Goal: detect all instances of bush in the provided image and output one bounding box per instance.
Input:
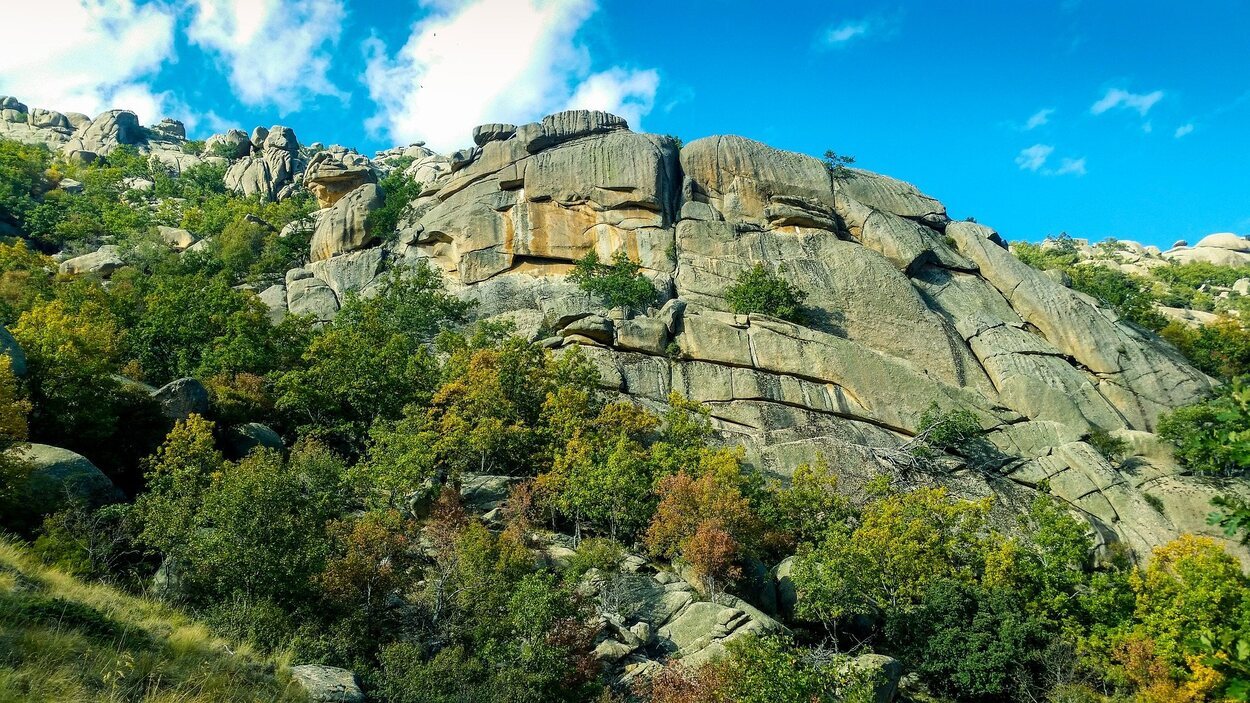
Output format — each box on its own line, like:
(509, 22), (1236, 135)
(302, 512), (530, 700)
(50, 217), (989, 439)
(1159, 316), (1250, 380)
(1087, 428), (1129, 464)
(917, 404), (983, 454)
(1067, 264), (1166, 331)
(724, 264), (807, 323)
(1157, 378), (1250, 476)
(568, 250), (657, 312)
(366, 170), (422, 240)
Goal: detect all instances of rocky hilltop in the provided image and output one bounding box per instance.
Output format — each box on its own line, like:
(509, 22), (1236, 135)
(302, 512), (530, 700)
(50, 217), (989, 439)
(3, 95), (1246, 566)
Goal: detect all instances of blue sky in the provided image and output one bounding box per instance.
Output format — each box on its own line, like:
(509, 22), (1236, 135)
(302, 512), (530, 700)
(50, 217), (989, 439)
(2, 1), (1248, 247)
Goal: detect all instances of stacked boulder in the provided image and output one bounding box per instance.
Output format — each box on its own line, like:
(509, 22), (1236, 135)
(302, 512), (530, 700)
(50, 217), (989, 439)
(223, 125), (305, 201)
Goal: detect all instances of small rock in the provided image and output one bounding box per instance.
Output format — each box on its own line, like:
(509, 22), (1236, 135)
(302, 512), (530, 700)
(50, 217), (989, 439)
(288, 665), (364, 703)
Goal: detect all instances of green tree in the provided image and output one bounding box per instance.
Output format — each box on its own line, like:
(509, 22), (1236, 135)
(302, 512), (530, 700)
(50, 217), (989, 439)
(568, 250), (657, 312)
(273, 263), (472, 453)
(12, 298), (123, 446)
(724, 264), (807, 323)
(0, 138), (51, 229)
(792, 486), (993, 623)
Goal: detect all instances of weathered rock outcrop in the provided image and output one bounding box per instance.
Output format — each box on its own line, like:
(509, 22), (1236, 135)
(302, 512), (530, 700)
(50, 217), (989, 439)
(302, 108), (1237, 564)
(224, 125), (304, 200)
(304, 146), (376, 208)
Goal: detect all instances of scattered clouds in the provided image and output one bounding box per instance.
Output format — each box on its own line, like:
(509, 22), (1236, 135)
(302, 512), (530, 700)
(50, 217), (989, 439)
(1091, 87), (1164, 116)
(1015, 144), (1054, 172)
(0, 0), (177, 124)
(186, 0), (347, 114)
(1174, 123), (1194, 138)
(1024, 108), (1055, 130)
(363, 0), (660, 152)
(1054, 157), (1087, 176)
(819, 11), (904, 49)
(1015, 144), (1086, 176)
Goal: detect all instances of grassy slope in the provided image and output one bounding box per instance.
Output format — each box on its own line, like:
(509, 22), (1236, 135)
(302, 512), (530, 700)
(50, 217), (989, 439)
(0, 539), (306, 703)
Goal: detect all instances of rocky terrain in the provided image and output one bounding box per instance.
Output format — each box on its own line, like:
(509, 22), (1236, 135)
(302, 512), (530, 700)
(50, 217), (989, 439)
(5, 94), (1248, 562)
(3, 94), (1249, 699)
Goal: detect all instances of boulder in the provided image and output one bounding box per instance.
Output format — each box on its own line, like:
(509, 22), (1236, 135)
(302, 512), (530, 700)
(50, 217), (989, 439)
(304, 146), (377, 208)
(309, 183), (383, 262)
(19, 444), (123, 516)
(61, 110), (144, 155)
(560, 314), (615, 344)
(150, 118), (185, 140)
(460, 475), (521, 512)
(850, 653), (903, 703)
(225, 423), (284, 459)
(205, 129), (250, 159)
(59, 245), (124, 276)
(157, 226), (197, 252)
(152, 378), (210, 421)
(1195, 232), (1250, 252)
(287, 276), (340, 321)
(472, 122), (517, 146)
(525, 110), (629, 152)
(257, 284), (288, 323)
(288, 665), (364, 703)
(308, 244), (386, 300)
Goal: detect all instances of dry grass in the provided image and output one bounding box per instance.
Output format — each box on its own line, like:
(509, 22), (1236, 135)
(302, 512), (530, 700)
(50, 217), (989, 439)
(0, 538), (307, 702)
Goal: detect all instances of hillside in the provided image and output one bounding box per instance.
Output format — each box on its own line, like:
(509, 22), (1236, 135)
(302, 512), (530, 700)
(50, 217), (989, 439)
(1, 96), (1249, 702)
(0, 538), (307, 702)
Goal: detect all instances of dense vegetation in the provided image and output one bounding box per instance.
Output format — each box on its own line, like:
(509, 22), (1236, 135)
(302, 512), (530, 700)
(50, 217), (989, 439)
(0, 136), (1248, 702)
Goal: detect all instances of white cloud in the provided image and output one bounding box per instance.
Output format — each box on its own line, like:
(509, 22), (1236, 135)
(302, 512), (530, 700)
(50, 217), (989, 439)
(186, 0), (347, 113)
(825, 21), (870, 44)
(1024, 108), (1054, 130)
(1091, 88), (1164, 116)
(564, 68), (659, 131)
(820, 12), (903, 48)
(1015, 144), (1054, 172)
(1174, 123), (1194, 138)
(1016, 144), (1085, 176)
(1054, 157), (1087, 176)
(0, 0), (177, 123)
(363, 0), (660, 152)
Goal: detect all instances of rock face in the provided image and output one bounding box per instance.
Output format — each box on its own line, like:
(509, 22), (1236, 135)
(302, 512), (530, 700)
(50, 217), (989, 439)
(304, 146), (376, 208)
(312, 108), (1236, 565)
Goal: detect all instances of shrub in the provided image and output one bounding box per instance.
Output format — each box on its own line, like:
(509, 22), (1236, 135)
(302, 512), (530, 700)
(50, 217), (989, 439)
(1157, 378), (1250, 476)
(724, 264), (807, 323)
(1067, 264), (1166, 331)
(568, 250), (657, 312)
(917, 404), (983, 455)
(366, 170), (422, 240)
(1087, 428), (1129, 464)
(1159, 316), (1250, 380)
